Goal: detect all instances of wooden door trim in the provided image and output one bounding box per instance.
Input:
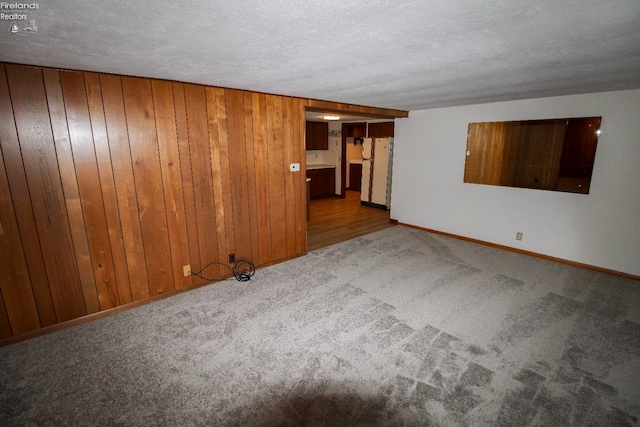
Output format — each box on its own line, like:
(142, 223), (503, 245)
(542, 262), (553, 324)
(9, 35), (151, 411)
(341, 122), (367, 198)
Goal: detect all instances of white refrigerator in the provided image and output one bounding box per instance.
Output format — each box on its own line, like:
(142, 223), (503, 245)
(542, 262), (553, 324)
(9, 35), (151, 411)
(361, 137), (393, 209)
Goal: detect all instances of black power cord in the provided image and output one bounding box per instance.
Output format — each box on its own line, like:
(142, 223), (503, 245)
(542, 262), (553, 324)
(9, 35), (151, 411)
(188, 259), (255, 282)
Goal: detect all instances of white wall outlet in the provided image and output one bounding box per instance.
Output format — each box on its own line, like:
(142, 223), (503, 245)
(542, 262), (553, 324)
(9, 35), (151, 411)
(289, 163), (300, 172)
(183, 264), (191, 276)
(516, 232), (523, 241)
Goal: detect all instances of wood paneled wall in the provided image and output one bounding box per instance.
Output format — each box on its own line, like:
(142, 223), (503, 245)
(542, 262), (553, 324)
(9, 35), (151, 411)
(464, 120), (567, 190)
(0, 63), (407, 340)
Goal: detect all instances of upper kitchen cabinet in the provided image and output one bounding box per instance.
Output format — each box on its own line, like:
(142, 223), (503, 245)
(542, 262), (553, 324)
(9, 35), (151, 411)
(344, 123), (366, 138)
(305, 121), (329, 150)
(367, 121), (394, 138)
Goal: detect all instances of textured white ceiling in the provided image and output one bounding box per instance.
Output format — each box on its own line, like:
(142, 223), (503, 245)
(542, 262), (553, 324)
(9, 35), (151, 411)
(1, 0), (639, 111)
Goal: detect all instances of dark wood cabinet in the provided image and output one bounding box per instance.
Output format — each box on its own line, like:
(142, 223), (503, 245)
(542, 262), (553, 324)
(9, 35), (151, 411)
(306, 168), (335, 199)
(367, 121), (394, 138)
(305, 121), (328, 150)
(349, 163), (362, 191)
(345, 123), (366, 138)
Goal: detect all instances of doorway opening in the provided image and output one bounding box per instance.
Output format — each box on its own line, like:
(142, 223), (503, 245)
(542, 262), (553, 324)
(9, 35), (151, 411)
(304, 113), (396, 251)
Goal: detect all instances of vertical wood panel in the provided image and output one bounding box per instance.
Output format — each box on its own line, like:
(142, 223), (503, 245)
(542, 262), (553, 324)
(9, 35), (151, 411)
(293, 98), (307, 254)
(213, 88), (235, 270)
(60, 71), (119, 310)
(0, 291), (13, 339)
(205, 87), (230, 275)
(500, 122), (520, 186)
(225, 89), (253, 260)
(6, 64), (87, 321)
(0, 65), (56, 326)
(464, 122), (505, 185)
(282, 97), (296, 257)
(266, 95), (287, 261)
(515, 120), (565, 190)
(152, 81), (191, 289)
(43, 69), (101, 315)
(121, 77), (174, 295)
(0, 139), (41, 334)
(85, 73), (133, 304)
(100, 74), (150, 301)
(251, 93), (272, 264)
(173, 83), (201, 284)
(183, 84), (220, 276)
(242, 92), (261, 263)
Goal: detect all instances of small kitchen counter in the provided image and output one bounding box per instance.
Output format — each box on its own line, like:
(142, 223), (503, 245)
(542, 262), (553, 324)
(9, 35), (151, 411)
(306, 164), (336, 170)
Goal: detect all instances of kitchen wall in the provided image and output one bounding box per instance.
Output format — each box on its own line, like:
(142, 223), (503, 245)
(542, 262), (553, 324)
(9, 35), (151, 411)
(392, 89), (640, 277)
(0, 62), (407, 340)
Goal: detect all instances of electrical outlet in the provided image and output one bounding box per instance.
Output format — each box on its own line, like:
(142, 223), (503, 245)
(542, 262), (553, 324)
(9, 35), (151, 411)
(516, 232), (523, 241)
(183, 264), (191, 277)
(228, 253), (236, 264)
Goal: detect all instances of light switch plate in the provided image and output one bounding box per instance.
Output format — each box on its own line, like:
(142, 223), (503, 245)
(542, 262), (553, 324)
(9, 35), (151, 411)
(290, 163), (300, 172)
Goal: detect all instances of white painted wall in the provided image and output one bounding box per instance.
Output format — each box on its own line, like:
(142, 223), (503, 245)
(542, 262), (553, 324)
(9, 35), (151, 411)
(391, 90), (640, 276)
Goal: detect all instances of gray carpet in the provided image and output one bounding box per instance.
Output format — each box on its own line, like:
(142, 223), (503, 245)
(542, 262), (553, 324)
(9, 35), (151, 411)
(1, 226), (639, 426)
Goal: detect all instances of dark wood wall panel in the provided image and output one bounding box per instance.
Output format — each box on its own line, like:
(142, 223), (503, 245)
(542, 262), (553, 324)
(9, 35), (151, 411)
(251, 93), (272, 265)
(294, 99), (309, 255)
(44, 69), (101, 316)
(242, 92), (261, 264)
(211, 88), (234, 275)
(152, 81), (191, 290)
(266, 95), (287, 261)
(0, 291), (12, 339)
(0, 66), (56, 328)
(121, 77), (174, 296)
(225, 89), (253, 261)
(6, 65), (87, 322)
(172, 83), (200, 287)
(0, 140), (40, 335)
(0, 62), (407, 340)
(86, 73), (133, 304)
(185, 84), (221, 277)
(100, 74), (151, 302)
(60, 71), (120, 311)
(282, 98), (297, 258)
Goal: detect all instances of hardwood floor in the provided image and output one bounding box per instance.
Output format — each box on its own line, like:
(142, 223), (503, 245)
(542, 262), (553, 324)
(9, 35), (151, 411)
(307, 190), (395, 251)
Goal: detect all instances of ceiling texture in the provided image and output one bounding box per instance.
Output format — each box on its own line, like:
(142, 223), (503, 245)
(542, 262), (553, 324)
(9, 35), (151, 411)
(1, 0), (639, 111)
